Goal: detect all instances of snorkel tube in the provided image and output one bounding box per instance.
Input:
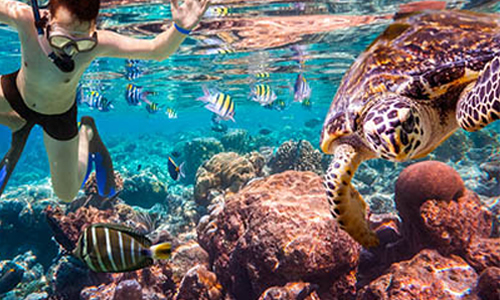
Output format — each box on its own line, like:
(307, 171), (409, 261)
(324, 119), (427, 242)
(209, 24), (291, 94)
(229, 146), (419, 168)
(30, 0), (75, 73)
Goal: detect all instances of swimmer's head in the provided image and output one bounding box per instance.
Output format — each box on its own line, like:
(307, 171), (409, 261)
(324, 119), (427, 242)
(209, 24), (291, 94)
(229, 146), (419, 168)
(49, 0), (100, 34)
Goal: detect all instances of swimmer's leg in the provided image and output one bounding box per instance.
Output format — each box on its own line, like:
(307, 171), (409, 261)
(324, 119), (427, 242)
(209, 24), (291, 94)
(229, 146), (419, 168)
(44, 116), (116, 202)
(44, 127), (90, 202)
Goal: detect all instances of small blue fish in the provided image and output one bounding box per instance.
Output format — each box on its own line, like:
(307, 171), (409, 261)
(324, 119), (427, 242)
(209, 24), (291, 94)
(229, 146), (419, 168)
(250, 84), (277, 106)
(167, 157), (185, 181)
(197, 86), (235, 122)
(293, 74), (312, 103)
(146, 102), (161, 114)
(125, 59), (144, 80)
(126, 84), (150, 106)
(265, 98), (288, 111)
(81, 91), (114, 112)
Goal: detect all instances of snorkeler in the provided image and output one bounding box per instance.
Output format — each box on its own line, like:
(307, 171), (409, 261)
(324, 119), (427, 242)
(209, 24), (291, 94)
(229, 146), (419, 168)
(0, 0), (210, 201)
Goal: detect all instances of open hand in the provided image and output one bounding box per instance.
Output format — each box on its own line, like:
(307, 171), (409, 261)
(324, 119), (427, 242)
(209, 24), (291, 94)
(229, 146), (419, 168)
(171, 0), (210, 31)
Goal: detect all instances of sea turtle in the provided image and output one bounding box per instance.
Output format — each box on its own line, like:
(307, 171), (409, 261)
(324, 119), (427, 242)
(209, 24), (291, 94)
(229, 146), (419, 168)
(320, 10), (500, 248)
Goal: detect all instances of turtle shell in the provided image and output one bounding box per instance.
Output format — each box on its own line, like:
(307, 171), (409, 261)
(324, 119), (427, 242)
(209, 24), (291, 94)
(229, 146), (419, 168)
(320, 10), (500, 153)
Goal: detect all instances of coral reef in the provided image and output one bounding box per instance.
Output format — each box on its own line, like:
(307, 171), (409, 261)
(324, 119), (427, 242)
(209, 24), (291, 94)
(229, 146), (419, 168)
(476, 267), (500, 300)
(258, 282), (319, 300)
(194, 152), (265, 206)
(174, 265), (223, 300)
(120, 169), (168, 208)
(268, 140), (323, 175)
(197, 171), (360, 300)
(80, 262), (176, 300)
(357, 249), (479, 299)
(0, 197), (60, 267)
(359, 161), (499, 298)
(184, 137), (224, 184)
(0, 251), (46, 299)
(221, 129), (252, 154)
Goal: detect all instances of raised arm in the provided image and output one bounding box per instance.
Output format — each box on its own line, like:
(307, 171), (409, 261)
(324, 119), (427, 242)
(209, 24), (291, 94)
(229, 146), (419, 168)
(0, 0), (32, 29)
(96, 0), (210, 61)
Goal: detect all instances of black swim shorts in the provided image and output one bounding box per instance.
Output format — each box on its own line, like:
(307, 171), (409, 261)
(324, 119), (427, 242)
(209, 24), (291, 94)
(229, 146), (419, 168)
(1, 69), (78, 141)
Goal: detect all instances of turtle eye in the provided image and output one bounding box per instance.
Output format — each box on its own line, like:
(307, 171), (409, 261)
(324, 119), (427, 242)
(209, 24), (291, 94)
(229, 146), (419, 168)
(402, 113), (415, 133)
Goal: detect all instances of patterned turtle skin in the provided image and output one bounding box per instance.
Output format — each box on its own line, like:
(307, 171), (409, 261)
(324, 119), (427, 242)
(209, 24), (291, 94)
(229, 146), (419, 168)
(320, 10), (500, 248)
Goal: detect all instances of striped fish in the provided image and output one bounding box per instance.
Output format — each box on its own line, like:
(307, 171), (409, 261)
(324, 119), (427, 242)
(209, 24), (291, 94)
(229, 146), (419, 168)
(293, 73), (311, 103)
(196, 86), (235, 122)
(126, 84), (148, 106)
(166, 107), (178, 119)
(73, 223), (171, 273)
(255, 72), (270, 78)
(250, 84), (277, 106)
(204, 5), (230, 18)
(146, 102), (160, 114)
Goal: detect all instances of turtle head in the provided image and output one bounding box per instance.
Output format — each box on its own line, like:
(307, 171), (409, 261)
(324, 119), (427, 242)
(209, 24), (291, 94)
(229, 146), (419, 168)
(362, 96), (427, 161)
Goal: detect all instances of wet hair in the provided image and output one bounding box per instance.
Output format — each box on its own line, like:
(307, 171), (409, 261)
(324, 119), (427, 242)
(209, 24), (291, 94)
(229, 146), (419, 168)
(49, 0), (100, 22)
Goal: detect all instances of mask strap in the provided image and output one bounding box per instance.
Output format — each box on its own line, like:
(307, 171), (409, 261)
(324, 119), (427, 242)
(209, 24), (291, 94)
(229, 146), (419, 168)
(30, 0), (75, 73)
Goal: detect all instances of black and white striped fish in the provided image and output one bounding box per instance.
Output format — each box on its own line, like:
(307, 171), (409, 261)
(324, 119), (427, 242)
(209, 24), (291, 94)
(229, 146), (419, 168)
(73, 223), (171, 273)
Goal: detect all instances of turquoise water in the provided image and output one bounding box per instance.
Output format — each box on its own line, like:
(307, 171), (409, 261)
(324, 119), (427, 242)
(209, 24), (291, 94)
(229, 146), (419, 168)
(1, 0), (500, 299)
(1, 0), (499, 191)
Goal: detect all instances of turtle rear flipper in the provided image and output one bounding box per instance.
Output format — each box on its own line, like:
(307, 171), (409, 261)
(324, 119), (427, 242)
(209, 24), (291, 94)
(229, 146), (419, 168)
(324, 143), (379, 248)
(457, 56), (500, 131)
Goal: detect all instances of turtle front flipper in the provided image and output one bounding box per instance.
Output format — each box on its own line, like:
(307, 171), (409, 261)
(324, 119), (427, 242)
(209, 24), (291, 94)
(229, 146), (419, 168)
(457, 56), (500, 131)
(324, 143), (379, 248)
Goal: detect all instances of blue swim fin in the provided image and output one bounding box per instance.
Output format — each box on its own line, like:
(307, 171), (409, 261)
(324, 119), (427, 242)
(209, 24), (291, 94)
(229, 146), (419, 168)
(80, 116), (116, 198)
(0, 123), (34, 198)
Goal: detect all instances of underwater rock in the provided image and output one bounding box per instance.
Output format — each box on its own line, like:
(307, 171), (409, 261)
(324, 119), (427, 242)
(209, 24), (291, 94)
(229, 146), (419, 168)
(170, 241), (210, 283)
(478, 155), (500, 197)
(0, 251), (46, 299)
(120, 169), (168, 209)
(357, 213), (406, 287)
(257, 282), (319, 300)
(194, 152), (265, 207)
(184, 137), (224, 184)
(268, 140), (323, 175)
(465, 237), (500, 273)
(80, 262), (176, 300)
(395, 161), (466, 249)
(0, 198), (60, 267)
(174, 264), (223, 300)
(476, 267), (500, 300)
(418, 189), (492, 256)
(197, 171), (360, 300)
(51, 255), (111, 300)
(431, 130), (468, 162)
(44, 205), (121, 247)
(221, 129), (252, 154)
(357, 249), (479, 300)
(113, 279), (143, 300)
(480, 155), (500, 183)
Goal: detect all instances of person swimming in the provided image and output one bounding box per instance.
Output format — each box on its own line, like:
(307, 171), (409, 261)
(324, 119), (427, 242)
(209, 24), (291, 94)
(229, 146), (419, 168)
(0, 0), (210, 200)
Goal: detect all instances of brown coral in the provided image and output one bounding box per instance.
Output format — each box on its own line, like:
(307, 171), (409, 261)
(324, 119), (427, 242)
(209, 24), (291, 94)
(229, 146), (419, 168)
(174, 265), (223, 300)
(197, 171), (360, 300)
(194, 152), (264, 206)
(357, 249), (479, 300)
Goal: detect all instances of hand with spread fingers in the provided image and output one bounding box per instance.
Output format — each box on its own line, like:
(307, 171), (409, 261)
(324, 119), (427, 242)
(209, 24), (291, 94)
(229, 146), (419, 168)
(171, 0), (211, 32)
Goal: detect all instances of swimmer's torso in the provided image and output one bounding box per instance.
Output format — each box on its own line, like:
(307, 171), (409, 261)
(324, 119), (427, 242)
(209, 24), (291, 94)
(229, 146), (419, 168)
(14, 8), (95, 114)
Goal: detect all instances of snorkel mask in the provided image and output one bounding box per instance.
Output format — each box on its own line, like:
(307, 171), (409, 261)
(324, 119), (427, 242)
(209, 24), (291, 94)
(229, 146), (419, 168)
(30, 0), (98, 73)
(46, 24), (98, 56)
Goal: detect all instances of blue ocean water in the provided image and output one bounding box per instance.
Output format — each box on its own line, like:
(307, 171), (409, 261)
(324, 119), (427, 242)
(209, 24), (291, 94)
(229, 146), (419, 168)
(0, 0), (500, 299)
(1, 0), (498, 191)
